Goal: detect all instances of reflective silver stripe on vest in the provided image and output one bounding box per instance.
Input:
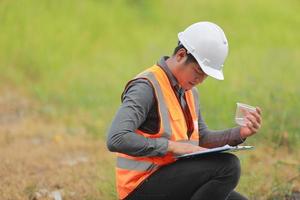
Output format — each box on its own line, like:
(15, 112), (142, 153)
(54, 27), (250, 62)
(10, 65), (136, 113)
(117, 157), (158, 171)
(136, 71), (172, 139)
(191, 87), (199, 118)
(177, 139), (199, 146)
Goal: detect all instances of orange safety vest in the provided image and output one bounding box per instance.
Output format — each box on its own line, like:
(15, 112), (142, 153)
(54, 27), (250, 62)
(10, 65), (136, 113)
(116, 65), (200, 199)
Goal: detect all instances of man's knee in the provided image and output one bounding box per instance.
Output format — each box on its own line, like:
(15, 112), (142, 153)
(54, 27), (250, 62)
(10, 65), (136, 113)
(224, 153), (241, 170)
(222, 153), (241, 186)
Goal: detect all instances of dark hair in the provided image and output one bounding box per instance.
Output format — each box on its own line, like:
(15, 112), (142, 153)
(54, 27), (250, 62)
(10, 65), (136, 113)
(172, 41), (197, 64)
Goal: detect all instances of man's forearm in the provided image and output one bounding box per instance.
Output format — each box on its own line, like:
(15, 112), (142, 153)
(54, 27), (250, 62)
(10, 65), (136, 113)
(107, 129), (169, 157)
(199, 127), (245, 148)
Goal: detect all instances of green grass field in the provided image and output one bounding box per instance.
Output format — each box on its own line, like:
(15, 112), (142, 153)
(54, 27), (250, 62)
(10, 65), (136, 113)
(1, 0), (300, 199)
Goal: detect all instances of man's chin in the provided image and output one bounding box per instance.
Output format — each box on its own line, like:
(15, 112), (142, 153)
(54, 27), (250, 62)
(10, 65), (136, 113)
(183, 85), (193, 90)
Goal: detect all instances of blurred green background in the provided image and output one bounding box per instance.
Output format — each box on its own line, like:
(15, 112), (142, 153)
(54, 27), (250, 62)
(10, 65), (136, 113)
(1, 0), (300, 199)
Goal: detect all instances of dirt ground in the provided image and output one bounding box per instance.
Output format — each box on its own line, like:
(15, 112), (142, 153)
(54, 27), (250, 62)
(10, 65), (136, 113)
(0, 89), (115, 200)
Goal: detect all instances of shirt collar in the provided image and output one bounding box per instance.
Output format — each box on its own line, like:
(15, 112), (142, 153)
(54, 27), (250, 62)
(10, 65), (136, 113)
(157, 56), (179, 88)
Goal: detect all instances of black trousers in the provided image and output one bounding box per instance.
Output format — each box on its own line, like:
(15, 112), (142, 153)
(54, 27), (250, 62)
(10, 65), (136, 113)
(125, 153), (248, 200)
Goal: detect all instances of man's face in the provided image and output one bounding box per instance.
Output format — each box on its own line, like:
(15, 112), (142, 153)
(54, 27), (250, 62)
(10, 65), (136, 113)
(174, 49), (208, 90)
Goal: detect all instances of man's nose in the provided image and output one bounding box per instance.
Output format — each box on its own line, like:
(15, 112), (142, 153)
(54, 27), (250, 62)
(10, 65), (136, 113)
(195, 74), (207, 83)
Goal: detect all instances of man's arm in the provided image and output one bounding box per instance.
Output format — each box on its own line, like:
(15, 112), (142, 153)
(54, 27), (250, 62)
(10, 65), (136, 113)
(106, 79), (169, 157)
(198, 110), (245, 148)
(195, 92), (245, 148)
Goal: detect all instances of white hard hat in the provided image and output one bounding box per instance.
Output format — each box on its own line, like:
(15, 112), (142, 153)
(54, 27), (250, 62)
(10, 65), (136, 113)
(178, 22), (229, 80)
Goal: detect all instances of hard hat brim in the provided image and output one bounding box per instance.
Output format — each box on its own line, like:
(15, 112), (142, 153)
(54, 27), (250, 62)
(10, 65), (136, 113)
(196, 61), (224, 80)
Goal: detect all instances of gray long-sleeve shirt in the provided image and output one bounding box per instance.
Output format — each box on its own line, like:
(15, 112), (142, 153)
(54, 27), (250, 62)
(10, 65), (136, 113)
(107, 56), (245, 157)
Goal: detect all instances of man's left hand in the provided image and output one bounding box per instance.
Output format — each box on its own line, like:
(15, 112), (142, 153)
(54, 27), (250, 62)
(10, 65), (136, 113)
(240, 107), (262, 139)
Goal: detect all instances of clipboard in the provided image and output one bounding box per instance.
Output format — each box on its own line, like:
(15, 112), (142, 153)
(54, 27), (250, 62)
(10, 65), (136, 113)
(176, 145), (254, 159)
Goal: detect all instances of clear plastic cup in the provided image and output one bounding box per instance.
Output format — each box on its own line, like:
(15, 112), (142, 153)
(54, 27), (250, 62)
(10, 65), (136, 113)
(235, 102), (256, 126)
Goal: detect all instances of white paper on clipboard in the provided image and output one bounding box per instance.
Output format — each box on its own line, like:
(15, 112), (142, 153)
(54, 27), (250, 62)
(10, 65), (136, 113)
(176, 145), (254, 159)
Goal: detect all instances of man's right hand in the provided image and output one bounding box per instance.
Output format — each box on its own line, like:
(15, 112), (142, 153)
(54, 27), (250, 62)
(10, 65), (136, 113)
(167, 140), (207, 155)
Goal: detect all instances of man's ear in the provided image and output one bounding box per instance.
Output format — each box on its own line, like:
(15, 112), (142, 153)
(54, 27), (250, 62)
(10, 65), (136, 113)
(175, 48), (188, 63)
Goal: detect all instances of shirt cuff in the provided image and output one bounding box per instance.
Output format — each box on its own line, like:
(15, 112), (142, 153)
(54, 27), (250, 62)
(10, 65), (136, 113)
(152, 137), (169, 157)
(228, 127), (246, 146)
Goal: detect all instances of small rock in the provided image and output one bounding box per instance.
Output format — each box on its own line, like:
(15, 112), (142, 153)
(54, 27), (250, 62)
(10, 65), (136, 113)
(50, 190), (63, 200)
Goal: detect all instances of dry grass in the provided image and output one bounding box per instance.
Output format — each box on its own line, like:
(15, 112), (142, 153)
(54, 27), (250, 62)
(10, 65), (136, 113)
(0, 89), (115, 200)
(1, 89), (300, 200)
(236, 144), (300, 199)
